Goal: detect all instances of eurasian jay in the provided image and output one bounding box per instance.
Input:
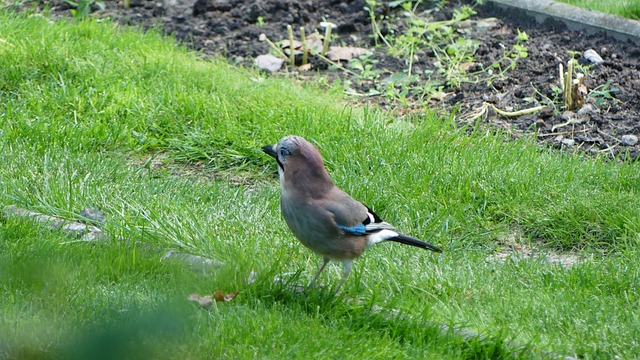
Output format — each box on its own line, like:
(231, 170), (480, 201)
(262, 135), (442, 291)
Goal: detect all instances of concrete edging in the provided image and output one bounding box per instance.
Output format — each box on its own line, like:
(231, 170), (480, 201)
(484, 0), (640, 45)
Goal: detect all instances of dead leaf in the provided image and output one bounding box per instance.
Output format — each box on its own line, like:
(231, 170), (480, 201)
(254, 54), (285, 72)
(213, 289), (239, 302)
(298, 63), (312, 71)
(458, 62), (476, 72)
(326, 46), (370, 61)
(188, 290), (239, 309)
(281, 39), (302, 50)
(281, 39), (303, 56)
(306, 33), (324, 53)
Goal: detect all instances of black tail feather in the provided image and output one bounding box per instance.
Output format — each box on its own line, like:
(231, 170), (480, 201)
(388, 234), (443, 253)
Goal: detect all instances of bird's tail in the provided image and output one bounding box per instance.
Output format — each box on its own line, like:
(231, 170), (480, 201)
(388, 234), (443, 253)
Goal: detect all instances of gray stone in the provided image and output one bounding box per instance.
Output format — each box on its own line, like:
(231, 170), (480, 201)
(162, 250), (224, 272)
(560, 111), (575, 121)
(254, 54), (284, 72)
(621, 134), (638, 146)
(583, 49), (604, 65)
(577, 103), (598, 115)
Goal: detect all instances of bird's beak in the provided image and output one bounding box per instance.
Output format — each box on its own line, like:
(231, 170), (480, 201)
(261, 144), (277, 159)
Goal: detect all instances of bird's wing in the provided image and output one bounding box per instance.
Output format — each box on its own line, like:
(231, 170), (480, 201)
(323, 187), (395, 236)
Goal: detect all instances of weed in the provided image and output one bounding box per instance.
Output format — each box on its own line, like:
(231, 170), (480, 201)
(62, 0), (104, 18)
(347, 53), (381, 81)
(360, 0), (529, 100)
(589, 81), (620, 106)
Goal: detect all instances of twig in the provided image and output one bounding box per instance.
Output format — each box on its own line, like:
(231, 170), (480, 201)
(314, 52), (360, 77)
(596, 129), (622, 143)
(488, 103), (546, 117)
(564, 59), (574, 110)
(321, 24), (332, 55)
(258, 33), (288, 61)
(300, 27), (308, 65)
(287, 25), (295, 66)
(537, 129), (588, 137)
(551, 117), (583, 132)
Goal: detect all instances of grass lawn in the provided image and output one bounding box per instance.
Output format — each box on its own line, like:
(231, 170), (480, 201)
(1, 11), (640, 359)
(555, 0), (640, 19)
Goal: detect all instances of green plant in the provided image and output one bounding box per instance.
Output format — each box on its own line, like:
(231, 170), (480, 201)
(359, 0), (528, 101)
(62, 0), (104, 18)
(589, 81), (620, 106)
(347, 53), (381, 81)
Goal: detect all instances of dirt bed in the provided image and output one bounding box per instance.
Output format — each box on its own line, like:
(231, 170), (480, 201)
(14, 0), (640, 160)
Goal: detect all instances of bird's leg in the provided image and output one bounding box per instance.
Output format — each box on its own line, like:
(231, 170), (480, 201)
(309, 257), (330, 288)
(334, 260), (353, 292)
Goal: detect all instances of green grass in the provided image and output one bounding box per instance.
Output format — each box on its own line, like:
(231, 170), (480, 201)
(556, 0), (640, 19)
(1, 11), (640, 359)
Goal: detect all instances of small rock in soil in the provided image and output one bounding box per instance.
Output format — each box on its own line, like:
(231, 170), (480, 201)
(560, 111), (575, 121)
(577, 103), (598, 116)
(621, 134), (638, 146)
(583, 49), (604, 65)
(79, 207), (106, 226)
(255, 54), (285, 72)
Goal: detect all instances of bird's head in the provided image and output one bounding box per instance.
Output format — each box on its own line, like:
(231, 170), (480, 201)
(262, 135), (333, 191)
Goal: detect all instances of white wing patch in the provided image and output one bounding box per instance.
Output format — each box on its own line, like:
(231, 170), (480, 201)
(364, 221), (396, 232)
(366, 229), (399, 246)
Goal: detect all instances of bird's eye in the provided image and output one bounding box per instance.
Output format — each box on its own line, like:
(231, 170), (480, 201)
(279, 148), (290, 157)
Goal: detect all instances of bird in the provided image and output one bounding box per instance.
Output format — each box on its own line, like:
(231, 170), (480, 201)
(262, 135), (442, 291)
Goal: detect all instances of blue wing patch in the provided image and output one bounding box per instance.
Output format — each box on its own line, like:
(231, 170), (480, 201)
(338, 223), (367, 235)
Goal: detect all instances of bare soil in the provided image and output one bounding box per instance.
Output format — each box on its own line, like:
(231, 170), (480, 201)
(15, 0), (640, 160)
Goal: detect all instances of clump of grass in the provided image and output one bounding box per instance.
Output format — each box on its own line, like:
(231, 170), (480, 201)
(557, 0), (640, 19)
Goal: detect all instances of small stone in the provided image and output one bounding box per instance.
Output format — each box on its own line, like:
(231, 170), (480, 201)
(562, 138), (575, 147)
(583, 49), (604, 65)
(560, 111), (575, 121)
(79, 207), (105, 226)
(621, 134), (638, 146)
(254, 54), (285, 72)
(577, 104), (598, 116)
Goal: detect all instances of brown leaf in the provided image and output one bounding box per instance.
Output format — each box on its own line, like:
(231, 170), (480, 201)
(306, 39), (324, 54)
(281, 38), (323, 55)
(298, 63), (312, 71)
(281, 39), (302, 50)
(326, 46), (370, 61)
(213, 289), (239, 302)
(254, 54), (285, 72)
